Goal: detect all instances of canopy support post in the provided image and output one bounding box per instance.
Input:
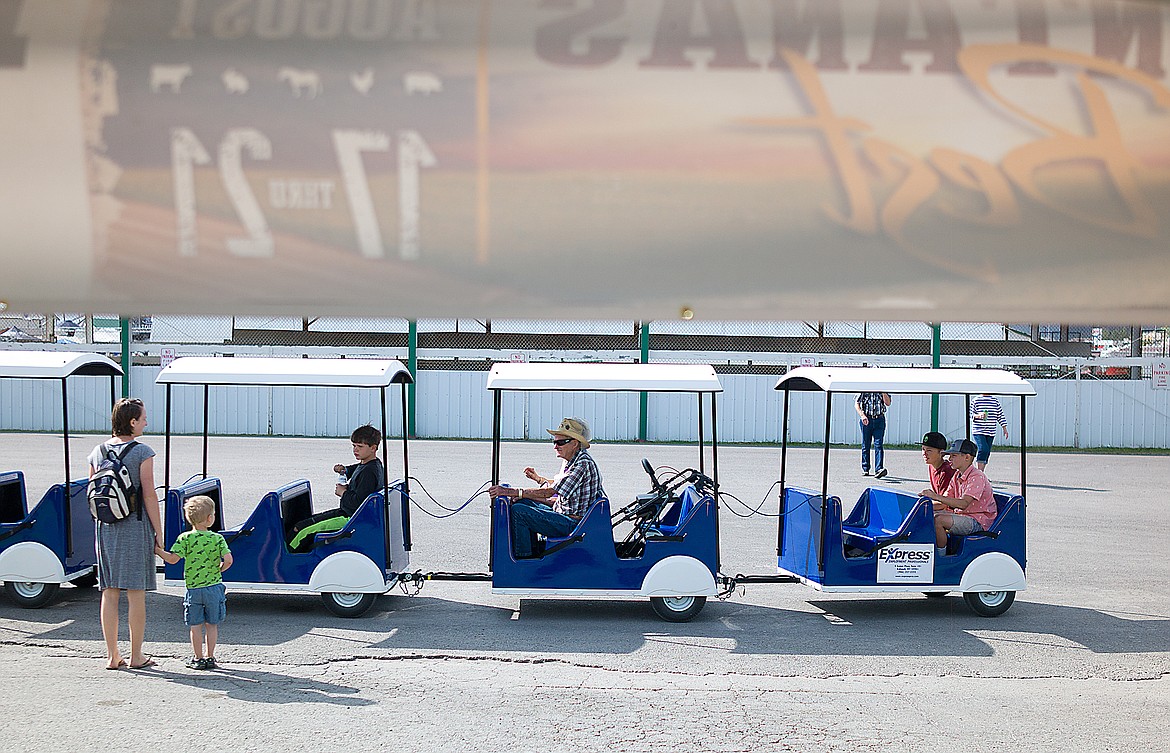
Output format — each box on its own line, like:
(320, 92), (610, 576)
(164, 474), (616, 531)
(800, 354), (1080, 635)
(778, 388), (790, 558)
(61, 378), (73, 558)
(201, 385), (209, 479)
(819, 392), (832, 573)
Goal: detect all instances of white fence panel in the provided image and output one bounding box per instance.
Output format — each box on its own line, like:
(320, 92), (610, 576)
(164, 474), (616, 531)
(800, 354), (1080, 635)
(3, 368), (1169, 449)
(417, 370), (490, 439)
(0, 376), (115, 432)
(271, 386), (405, 438)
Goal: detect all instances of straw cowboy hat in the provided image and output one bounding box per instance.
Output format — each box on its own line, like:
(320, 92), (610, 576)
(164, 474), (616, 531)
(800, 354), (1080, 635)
(547, 417), (591, 449)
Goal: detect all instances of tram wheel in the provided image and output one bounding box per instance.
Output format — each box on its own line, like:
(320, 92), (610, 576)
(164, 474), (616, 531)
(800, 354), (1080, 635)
(4, 580), (60, 608)
(649, 595), (706, 622)
(70, 571), (98, 589)
(962, 590), (1015, 617)
(321, 591), (377, 618)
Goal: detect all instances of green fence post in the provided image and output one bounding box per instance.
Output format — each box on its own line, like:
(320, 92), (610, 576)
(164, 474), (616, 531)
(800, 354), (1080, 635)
(638, 321), (649, 442)
(407, 320), (418, 438)
(930, 322), (941, 431)
(120, 317), (131, 398)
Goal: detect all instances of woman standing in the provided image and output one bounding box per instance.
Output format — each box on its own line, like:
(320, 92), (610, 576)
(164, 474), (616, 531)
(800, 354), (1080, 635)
(89, 398), (160, 670)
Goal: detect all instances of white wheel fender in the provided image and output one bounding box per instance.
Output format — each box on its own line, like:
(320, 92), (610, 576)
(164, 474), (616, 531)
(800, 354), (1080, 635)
(0, 542), (66, 584)
(638, 556), (717, 597)
(308, 551), (387, 594)
(959, 553), (1026, 593)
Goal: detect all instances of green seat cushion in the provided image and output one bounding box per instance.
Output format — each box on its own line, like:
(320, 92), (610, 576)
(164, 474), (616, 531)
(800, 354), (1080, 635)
(289, 515), (349, 550)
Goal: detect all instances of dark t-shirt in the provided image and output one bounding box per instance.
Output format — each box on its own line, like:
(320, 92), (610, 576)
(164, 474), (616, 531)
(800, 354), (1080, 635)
(339, 458), (385, 516)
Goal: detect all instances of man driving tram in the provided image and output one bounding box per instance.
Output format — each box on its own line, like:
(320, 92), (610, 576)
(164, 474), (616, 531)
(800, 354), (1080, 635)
(488, 417), (605, 559)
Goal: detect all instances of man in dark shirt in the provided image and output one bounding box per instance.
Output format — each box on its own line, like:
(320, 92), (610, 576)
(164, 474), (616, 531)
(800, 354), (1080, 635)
(288, 424), (385, 551)
(855, 391), (891, 478)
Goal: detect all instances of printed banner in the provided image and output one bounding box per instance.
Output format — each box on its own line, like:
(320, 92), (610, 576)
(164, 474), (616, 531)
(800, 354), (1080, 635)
(876, 543), (935, 583)
(1, 0), (1169, 320)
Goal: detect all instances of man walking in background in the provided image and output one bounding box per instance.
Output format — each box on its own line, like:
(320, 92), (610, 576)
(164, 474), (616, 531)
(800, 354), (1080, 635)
(856, 391), (891, 479)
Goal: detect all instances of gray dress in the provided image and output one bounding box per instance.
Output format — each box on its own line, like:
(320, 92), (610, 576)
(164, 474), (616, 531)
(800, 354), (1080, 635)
(88, 440), (157, 591)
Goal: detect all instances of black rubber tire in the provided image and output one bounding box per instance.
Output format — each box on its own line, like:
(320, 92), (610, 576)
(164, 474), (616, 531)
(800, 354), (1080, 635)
(923, 591), (950, 598)
(4, 580), (60, 608)
(649, 595), (706, 622)
(962, 590), (1015, 617)
(320, 591), (377, 618)
(70, 571), (99, 589)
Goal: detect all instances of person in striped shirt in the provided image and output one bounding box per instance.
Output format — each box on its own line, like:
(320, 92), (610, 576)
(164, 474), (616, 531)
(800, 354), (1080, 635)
(970, 394), (1009, 471)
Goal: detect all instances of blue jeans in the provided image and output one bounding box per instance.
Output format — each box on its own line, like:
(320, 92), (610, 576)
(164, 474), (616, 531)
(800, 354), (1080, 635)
(973, 433), (994, 463)
(510, 499), (578, 558)
(860, 414), (886, 473)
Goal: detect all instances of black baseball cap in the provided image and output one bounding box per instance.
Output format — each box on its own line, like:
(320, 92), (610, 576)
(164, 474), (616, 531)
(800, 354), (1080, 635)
(943, 438), (979, 457)
(921, 431), (947, 450)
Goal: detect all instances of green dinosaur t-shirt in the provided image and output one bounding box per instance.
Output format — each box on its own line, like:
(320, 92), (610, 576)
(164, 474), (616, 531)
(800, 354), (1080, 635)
(170, 530), (230, 589)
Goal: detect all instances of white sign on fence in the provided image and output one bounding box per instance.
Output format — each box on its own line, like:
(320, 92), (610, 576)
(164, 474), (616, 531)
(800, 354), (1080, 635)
(1152, 361), (1170, 389)
(799, 356), (816, 368)
(160, 347), (176, 369)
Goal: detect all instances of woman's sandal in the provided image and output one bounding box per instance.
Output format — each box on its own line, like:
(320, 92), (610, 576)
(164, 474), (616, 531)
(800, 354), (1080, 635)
(105, 659), (127, 670)
(128, 658), (157, 669)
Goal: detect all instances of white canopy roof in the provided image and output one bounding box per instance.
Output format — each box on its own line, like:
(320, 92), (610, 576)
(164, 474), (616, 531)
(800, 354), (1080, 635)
(0, 350), (122, 379)
(487, 362), (722, 392)
(774, 366), (1035, 396)
(157, 356), (412, 387)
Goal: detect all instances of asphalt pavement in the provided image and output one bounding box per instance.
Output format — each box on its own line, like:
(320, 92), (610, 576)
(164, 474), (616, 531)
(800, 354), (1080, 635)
(1, 434), (1167, 752)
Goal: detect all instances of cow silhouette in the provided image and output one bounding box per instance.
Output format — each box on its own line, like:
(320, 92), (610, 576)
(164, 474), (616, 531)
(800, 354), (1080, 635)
(278, 67), (322, 98)
(404, 71), (442, 95)
(350, 67), (375, 95)
(150, 64), (192, 93)
(222, 68), (249, 94)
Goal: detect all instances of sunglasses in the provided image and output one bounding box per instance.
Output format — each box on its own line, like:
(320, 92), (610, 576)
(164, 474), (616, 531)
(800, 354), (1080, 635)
(552, 437), (574, 447)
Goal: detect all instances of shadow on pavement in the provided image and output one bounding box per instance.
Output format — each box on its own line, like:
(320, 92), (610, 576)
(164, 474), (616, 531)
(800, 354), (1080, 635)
(135, 665), (375, 705)
(4, 586), (1167, 660)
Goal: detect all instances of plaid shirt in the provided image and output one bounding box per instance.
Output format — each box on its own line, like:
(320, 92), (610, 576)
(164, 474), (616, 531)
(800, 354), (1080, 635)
(552, 448), (605, 518)
(857, 392), (888, 418)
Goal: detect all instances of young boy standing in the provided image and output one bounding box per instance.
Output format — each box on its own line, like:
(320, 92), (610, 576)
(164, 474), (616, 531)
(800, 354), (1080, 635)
(156, 495), (232, 670)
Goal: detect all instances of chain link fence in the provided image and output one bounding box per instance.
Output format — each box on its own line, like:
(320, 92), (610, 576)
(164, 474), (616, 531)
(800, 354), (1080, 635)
(2, 313), (1167, 382)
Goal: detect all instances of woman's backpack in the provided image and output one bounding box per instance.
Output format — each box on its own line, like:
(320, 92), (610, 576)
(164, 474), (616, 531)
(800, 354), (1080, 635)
(88, 441), (140, 523)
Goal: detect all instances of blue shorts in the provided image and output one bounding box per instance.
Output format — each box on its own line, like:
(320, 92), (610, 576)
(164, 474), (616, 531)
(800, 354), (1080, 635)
(973, 434), (994, 462)
(184, 582), (227, 627)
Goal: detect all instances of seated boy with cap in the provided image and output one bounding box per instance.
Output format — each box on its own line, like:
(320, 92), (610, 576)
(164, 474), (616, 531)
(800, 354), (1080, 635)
(920, 431), (955, 495)
(920, 438), (997, 549)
